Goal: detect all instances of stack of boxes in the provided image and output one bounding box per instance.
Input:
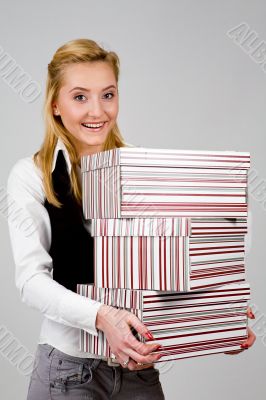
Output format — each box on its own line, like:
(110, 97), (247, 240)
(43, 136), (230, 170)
(77, 147), (251, 362)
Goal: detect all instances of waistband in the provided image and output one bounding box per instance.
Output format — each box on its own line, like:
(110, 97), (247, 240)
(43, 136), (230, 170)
(38, 343), (121, 367)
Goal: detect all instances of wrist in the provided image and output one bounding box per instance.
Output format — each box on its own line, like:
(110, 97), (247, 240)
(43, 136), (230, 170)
(95, 304), (111, 331)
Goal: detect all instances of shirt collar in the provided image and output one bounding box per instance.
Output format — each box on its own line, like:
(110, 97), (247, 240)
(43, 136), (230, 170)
(51, 137), (135, 174)
(52, 137), (72, 174)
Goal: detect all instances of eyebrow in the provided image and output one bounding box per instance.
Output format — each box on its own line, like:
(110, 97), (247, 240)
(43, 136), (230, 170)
(69, 85), (116, 93)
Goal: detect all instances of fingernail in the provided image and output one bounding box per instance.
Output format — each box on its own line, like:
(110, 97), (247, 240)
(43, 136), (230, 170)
(146, 332), (155, 340)
(241, 343), (248, 349)
(251, 312), (255, 319)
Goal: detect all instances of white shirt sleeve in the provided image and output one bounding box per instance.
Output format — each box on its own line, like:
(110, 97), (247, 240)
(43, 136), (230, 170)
(6, 156), (102, 336)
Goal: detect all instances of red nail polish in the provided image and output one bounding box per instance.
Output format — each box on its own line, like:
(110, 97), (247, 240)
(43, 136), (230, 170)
(241, 344), (248, 349)
(146, 332), (155, 340)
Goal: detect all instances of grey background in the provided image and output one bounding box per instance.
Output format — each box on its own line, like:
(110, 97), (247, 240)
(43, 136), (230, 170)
(0, 0), (265, 398)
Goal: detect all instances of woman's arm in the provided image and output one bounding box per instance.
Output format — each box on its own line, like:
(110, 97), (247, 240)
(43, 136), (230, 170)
(6, 156), (102, 336)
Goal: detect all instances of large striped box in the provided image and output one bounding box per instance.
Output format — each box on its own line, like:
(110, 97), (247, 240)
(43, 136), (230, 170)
(77, 283), (250, 362)
(81, 147), (250, 219)
(91, 217), (247, 291)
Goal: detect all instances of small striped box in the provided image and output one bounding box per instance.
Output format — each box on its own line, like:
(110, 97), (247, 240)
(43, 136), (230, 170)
(91, 217), (247, 291)
(77, 283), (250, 362)
(81, 147), (250, 219)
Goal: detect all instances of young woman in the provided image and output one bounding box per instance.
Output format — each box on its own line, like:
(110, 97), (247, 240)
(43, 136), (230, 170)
(7, 38), (255, 399)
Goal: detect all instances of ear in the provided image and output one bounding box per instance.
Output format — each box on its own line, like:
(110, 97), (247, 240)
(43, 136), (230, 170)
(54, 109), (60, 116)
(52, 104), (60, 116)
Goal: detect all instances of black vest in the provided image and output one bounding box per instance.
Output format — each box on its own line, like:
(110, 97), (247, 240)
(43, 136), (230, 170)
(44, 150), (94, 293)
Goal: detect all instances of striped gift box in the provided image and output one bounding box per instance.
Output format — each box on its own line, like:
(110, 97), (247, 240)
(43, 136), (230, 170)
(91, 217), (247, 291)
(81, 147), (250, 219)
(77, 283), (250, 362)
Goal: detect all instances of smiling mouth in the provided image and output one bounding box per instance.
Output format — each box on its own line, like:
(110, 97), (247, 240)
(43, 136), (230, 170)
(81, 122), (107, 131)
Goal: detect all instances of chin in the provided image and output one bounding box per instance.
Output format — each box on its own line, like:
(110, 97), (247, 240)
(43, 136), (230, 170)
(84, 138), (105, 147)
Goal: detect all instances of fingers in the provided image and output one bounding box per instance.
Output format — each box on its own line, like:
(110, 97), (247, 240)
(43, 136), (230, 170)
(125, 344), (162, 365)
(247, 306), (255, 319)
(241, 326), (256, 349)
(127, 359), (156, 371)
(225, 327), (257, 355)
(116, 353), (158, 371)
(106, 309), (164, 369)
(120, 313), (162, 356)
(112, 328), (162, 363)
(112, 353), (130, 368)
(110, 318), (163, 368)
(114, 311), (152, 348)
(130, 338), (162, 357)
(119, 327), (159, 358)
(111, 348), (159, 370)
(114, 333), (162, 363)
(126, 313), (155, 342)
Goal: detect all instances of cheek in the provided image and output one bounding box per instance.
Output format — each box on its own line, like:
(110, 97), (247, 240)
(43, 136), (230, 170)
(109, 103), (119, 120)
(64, 105), (84, 124)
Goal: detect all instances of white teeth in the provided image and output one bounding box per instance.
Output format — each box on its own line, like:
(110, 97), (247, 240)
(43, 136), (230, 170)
(82, 122), (105, 128)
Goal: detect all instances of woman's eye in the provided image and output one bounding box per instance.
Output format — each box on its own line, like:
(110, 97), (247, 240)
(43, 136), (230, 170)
(74, 92), (115, 101)
(104, 92), (114, 99)
(74, 94), (87, 101)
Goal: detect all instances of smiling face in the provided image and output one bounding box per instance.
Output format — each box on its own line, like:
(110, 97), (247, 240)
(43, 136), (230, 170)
(52, 61), (119, 157)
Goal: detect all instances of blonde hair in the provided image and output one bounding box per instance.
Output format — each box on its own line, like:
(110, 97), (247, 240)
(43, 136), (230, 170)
(34, 38), (126, 208)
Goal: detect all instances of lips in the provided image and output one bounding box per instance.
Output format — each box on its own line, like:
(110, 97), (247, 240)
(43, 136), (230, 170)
(82, 122), (105, 127)
(81, 121), (107, 131)
(82, 121), (106, 125)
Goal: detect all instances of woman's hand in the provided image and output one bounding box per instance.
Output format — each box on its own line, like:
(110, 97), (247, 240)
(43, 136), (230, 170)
(224, 306), (256, 355)
(96, 304), (162, 370)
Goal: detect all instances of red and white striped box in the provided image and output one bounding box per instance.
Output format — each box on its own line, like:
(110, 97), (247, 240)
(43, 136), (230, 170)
(189, 217), (247, 290)
(77, 283), (250, 362)
(81, 147), (250, 219)
(91, 217), (247, 291)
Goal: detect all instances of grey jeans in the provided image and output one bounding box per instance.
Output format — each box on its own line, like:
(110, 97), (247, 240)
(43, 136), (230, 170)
(27, 343), (165, 399)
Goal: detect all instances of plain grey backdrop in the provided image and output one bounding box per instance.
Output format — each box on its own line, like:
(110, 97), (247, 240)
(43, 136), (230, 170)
(0, 0), (265, 398)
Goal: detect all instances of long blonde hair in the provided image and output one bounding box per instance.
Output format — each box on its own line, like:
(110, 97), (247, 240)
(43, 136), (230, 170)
(34, 38), (126, 208)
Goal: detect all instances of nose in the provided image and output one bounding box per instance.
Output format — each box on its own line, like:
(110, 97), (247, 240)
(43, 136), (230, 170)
(86, 96), (104, 118)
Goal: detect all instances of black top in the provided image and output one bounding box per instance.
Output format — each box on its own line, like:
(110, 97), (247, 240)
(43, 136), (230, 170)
(44, 149), (94, 292)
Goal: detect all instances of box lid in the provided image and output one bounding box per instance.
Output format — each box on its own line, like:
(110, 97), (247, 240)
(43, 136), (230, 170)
(77, 283), (250, 310)
(91, 217), (190, 236)
(81, 147), (251, 172)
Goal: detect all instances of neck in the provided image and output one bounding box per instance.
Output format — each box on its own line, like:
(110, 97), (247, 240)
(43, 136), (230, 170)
(78, 145), (103, 157)
(72, 139), (104, 164)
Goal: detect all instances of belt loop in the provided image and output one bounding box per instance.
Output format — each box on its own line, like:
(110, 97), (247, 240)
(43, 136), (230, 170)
(90, 358), (102, 370)
(78, 363), (83, 381)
